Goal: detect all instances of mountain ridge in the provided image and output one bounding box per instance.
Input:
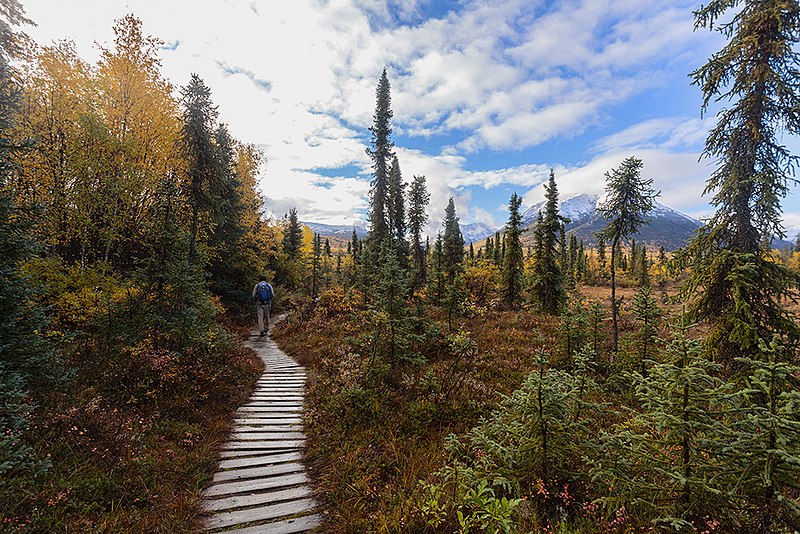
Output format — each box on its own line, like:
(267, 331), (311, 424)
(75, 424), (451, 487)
(301, 195), (708, 251)
(519, 193), (702, 251)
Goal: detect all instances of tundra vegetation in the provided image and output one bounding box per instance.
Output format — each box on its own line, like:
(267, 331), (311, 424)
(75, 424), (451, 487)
(2, 1), (800, 533)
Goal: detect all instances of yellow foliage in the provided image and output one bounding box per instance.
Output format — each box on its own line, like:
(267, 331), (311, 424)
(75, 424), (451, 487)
(16, 15), (184, 266)
(463, 260), (500, 305)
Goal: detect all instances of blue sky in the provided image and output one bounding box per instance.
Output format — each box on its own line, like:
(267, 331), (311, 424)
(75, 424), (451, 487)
(22, 0), (800, 237)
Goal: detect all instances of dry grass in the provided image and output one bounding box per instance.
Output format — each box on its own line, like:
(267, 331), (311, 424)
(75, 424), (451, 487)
(272, 285), (680, 532)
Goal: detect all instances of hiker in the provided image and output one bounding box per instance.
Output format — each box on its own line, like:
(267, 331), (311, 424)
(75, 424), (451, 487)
(252, 276), (274, 336)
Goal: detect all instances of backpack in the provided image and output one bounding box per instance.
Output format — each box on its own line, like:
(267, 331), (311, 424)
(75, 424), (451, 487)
(257, 281), (274, 304)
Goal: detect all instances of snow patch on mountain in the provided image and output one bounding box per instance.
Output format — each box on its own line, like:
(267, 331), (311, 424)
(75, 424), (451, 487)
(461, 221), (496, 244)
(302, 221), (367, 238)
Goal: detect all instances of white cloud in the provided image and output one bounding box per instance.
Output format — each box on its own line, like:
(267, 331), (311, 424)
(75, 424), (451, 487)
(20, 0), (737, 228)
(594, 117), (714, 153)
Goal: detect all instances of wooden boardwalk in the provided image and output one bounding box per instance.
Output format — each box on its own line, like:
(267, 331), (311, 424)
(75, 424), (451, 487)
(201, 323), (321, 533)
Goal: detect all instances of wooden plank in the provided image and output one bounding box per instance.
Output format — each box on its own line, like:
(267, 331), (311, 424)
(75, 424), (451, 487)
(243, 401), (304, 407)
(247, 398), (304, 403)
(205, 325), (322, 531)
(219, 448), (299, 458)
(250, 394), (304, 397)
(218, 452), (303, 470)
(243, 405), (304, 410)
(213, 462), (305, 483)
(257, 377), (306, 380)
(257, 378), (306, 381)
(239, 408), (304, 412)
(256, 379), (306, 383)
(205, 498), (317, 530)
(204, 472), (309, 498)
(230, 432), (305, 441)
(258, 379), (305, 383)
(233, 424), (303, 433)
(203, 485), (313, 513)
(242, 406), (303, 411)
(214, 513), (323, 534)
(248, 394), (304, 397)
(223, 440), (305, 450)
(237, 408), (303, 414)
(234, 415), (302, 421)
(236, 421), (302, 426)
(234, 419), (302, 426)
(245, 395), (303, 400)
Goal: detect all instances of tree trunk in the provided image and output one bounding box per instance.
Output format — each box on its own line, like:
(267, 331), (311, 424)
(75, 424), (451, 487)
(610, 236), (619, 354)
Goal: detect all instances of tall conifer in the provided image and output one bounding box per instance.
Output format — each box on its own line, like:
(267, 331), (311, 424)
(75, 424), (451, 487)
(530, 170), (566, 314)
(502, 192), (525, 308)
(597, 156), (658, 353)
(365, 68), (394, 256)
(180, 74), (218, 268)
(685, 0), (800, 365)
(407, 174), (429, 293)
(442, 198), (464, 284)
(282, 207), (303, 259)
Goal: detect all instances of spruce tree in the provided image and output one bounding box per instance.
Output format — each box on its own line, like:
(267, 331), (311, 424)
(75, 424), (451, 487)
(717, 337), (800, 531)
(558, 300), (587, 359)
(375, 239), (410, 365)
(631, 284), (660, 371)
(638, 247), (650, 287)
(207, 124), (251, 305)
(0, 58), (63, 489)
(598, 237), (607, 272)
(407, 175), (430, 294)
(684, 0), (800, 365)
(365, 68), (394, 256)
(180, 74), (218, 268)
(442, 198), (464, 284)
(502, 192), (524, 308)
(597, 156), (658, 353)
(310, 232), (322, 299)
(428, 233), (446, 303)
(350, 228), (359, 257)
(492, 231), (501, 264)
(387, 155), (408, 263)
(530, 170), (566, 314)
(587, 300), (606, 356)
(593, 322), (727, 529)
(282, 207), (303, 259)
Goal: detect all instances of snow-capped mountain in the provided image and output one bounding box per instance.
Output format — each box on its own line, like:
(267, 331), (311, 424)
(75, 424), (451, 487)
(302, 221), (368, 239)
(521, 193), (598, 227)
(460, 221), (497, 244)
(519, 194), (702, 250)
(303, 194), (706, 251)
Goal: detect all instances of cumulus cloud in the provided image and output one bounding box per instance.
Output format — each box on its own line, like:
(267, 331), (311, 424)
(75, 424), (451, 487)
(21, 0), (740, 228)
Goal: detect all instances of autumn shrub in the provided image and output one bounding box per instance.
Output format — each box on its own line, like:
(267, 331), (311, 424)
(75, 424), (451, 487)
(1, 255), (263, 531)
